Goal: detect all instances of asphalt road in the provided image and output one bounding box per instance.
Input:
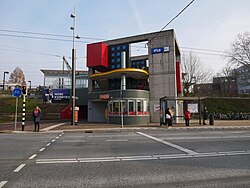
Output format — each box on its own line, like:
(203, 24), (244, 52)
(1, 129), (250, 187)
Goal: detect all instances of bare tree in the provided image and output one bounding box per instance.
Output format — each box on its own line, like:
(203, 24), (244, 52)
(8, 67), (26, 85)
(225, 32), (250, 68)
(182, 52), (213, 95)
(216, 66), (235, 77)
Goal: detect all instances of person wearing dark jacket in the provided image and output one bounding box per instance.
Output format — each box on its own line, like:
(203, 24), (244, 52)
(32, 106), (41, 132)
(166, 107), (174, 127)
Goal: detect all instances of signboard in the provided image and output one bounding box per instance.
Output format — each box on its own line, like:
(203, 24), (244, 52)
(151, 46), (170, 54)
(53, 89), (70, 103)
(12, 88), (22, 97)
(188, 103), (198, 113)
(99, 94), (109, 100)
(42, 88), (70, 103)
(154, 104), (160, 113)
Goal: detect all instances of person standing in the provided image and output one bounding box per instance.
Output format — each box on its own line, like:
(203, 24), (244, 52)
(184, 108), (191, 126)
(202, 107), (208, 125)
(166, 107), (175, 127)
(32, 106), (41, 132)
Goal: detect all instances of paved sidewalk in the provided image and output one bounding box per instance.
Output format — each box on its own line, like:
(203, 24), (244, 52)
(2, 120), (250, 133)
(50, 120), (250, 132)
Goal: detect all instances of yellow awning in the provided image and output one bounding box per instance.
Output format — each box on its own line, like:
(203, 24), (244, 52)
(89, 68), (149, 80)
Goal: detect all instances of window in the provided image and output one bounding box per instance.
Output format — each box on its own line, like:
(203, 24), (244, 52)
(113, 101), (119, 115)
(120, 100), (126, 115)
(109, 102), (113, 115)
(143, 100), (149, 115)
(109, 99), (149, 116)
(128, 100), (135, 115)
(137, 99), (143, 115)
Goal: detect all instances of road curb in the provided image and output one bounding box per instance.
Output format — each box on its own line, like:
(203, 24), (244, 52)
(51, 125), (250, 133)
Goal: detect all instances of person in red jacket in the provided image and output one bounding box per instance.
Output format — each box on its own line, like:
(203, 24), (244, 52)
(184, 108), (191, 126)
(32, 106), (41, 132)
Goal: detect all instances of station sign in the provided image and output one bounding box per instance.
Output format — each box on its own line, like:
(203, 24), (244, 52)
(151, 46), (170, 54)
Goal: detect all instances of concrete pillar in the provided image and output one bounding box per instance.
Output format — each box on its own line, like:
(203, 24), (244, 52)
(121, 51), (126, 90)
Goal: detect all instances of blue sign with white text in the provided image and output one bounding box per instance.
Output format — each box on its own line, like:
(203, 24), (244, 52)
(151, 46), (170, 54)
(42, 88), (70, 103)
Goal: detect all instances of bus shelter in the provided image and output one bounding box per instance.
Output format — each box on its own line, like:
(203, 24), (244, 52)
(159, 96), (207, 125)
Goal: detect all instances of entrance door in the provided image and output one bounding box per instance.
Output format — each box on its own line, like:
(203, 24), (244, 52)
(88, 101), (107, 123)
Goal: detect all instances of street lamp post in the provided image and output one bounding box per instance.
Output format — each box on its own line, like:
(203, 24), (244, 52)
(3, 71), (9, 91)
(28, 81), (31, 94)
(70, 7), (80, 125)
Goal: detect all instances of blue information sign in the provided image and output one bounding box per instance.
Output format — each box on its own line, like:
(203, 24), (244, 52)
(151, 46), (170, 54)
(12, 88), (22, 97)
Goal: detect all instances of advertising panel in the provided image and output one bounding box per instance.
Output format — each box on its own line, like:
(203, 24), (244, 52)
(42, 88), (70, 103)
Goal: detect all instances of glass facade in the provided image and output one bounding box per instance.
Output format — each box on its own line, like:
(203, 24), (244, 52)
(109, 43), (129, 70)
(44, 74), (88, 89)
(108, 98), (149, 116)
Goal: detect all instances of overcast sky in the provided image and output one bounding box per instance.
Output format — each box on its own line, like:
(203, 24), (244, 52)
(1, 0), (250, 86)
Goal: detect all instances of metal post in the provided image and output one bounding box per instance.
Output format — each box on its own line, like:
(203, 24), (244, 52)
(70, 7), (76, 125)
(198, 97), (201, 125)
(120, 52), (126, 128)
(71, 48), (76, 125)
(15, 96), (18, 131)
(3, 71), (9, 91)
(22, 94), (26, 131)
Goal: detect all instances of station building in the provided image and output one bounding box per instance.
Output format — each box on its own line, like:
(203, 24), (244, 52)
(87, 29), (183, 125)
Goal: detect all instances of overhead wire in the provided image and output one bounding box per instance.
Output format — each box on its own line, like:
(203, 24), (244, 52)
(147, 0), (195, 44)
(0, 29), (105, 41)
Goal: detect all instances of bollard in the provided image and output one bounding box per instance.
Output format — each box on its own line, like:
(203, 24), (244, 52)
(209, 113), (214, 125)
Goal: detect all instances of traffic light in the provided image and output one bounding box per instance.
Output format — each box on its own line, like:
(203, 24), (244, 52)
(22, 85), (27, 95)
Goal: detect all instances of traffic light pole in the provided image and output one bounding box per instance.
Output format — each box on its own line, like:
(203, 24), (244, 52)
(22, 94), (26, 131)
(21, 86), (27, 131)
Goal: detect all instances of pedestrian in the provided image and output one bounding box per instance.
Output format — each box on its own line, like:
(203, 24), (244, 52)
(32, 106), (41, 132)
(166, 106), (175, 127)
(202, 107), (208, 125)
(184, 108), (191, 126)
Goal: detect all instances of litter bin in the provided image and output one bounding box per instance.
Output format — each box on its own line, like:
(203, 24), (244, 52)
(209, 113), (214, 125)
(74, 106), (79, 124)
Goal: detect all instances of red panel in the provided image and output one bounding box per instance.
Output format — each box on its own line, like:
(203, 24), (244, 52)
(87, 42), (108, 69)
(176, 62), (182, 94)
(60, 104), (71, 119)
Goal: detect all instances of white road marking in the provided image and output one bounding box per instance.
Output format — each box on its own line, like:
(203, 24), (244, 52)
(36, 158), (78, 164)
(0, 181), (7, 188)
(29, 154), (37, 160)
(35, 151), (250, 164)
(62, 140), (85, 143)
(106, 139), (128, 142)
(51, 139), (56, 142)
(41, 123), (66, 131)
(137, 132), (198, 155)
(39, 148), (45, 152)
(46, 143), (51, 146)
(14, 164), (26, 172)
